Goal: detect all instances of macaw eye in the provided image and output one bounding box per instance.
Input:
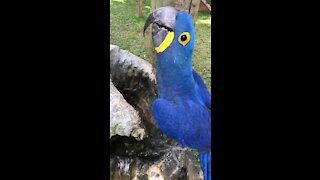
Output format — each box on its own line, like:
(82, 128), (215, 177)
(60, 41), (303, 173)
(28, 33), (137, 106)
(178, 32), (190, 46)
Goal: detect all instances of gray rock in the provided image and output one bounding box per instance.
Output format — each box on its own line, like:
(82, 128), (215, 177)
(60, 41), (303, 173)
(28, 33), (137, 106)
(110, 78), (145, 140)
(110, 149), (202, 180)
(110, 45), (158, 130)
(109, 44), (203, 180)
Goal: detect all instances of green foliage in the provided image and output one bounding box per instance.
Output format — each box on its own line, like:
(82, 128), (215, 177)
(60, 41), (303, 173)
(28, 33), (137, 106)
(110, 0), (211, 90)
(110, 0), (152, 60)
(192, 149), (202, 170)
(193, 11), (211, 91)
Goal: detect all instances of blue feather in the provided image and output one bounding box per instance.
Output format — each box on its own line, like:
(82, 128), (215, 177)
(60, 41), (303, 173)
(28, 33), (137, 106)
(151, 10), (211, 179)
(152, 98), (211, 151)
(192, 69), (211, 109)
(200, 152), (211, 180)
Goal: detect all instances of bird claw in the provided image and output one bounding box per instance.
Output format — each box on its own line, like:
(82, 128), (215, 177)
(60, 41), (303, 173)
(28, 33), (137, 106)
(160, 143), (187, 152)
(170, 146), (188, 152)
(171, 149), (182, 168)
(157, 144), (188, 168)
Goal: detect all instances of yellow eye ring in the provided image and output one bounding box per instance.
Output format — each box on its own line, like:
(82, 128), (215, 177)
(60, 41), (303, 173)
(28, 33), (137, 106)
(178, 32), (190, 46)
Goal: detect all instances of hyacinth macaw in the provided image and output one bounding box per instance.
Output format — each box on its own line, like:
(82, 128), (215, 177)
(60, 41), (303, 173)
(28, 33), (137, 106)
(143, 7), (211, 180)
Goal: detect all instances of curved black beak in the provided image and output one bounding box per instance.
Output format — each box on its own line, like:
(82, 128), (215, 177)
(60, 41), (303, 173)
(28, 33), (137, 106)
(143, 7), (179, 48)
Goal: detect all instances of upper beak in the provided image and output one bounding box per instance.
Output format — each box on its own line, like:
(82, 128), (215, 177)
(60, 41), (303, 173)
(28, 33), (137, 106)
(143, 7), (179, 48)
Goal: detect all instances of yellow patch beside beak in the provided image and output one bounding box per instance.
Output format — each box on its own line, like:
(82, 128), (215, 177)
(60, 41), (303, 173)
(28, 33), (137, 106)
(155, 32), (174, 53)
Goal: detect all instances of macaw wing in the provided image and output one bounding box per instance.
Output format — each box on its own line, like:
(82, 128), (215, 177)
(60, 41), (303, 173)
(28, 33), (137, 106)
(192, 69), (211, 110)
(152, 98), (211, 151)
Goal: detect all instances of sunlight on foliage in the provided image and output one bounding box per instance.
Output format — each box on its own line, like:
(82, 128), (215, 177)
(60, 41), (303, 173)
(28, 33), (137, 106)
(112, 0), (125, 3)
(198, 18), (211, 25)
(144, 6), (151, 10)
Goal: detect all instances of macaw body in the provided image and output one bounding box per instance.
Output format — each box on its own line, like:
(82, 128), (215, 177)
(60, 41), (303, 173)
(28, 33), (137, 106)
(144, 7), (211, 180)
(152, 69), (211, 152)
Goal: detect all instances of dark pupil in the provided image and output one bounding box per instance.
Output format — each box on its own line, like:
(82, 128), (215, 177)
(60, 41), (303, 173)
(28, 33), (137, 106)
(181, 34), (187, 41)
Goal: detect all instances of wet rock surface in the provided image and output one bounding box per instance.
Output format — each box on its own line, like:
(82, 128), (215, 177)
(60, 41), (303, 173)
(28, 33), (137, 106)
(110, 45), (202, 180)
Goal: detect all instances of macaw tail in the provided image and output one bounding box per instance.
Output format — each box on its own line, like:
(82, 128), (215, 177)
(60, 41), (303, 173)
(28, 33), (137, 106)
(199, 152), (211, 180)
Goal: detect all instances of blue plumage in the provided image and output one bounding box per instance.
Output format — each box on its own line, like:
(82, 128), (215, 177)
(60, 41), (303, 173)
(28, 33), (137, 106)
(148, 10), (211, 180)
(200, 152), (211, 180)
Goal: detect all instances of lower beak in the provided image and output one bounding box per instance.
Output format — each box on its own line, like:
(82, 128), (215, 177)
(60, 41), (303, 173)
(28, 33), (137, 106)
(143, 7), (179, 50)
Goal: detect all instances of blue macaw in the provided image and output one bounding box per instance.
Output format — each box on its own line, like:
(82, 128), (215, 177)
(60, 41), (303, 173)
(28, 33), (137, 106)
(144, 7), (211, 180)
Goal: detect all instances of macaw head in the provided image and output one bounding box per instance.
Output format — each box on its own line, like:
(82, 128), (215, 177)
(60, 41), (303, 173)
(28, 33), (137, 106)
(144, 7), (195, 65)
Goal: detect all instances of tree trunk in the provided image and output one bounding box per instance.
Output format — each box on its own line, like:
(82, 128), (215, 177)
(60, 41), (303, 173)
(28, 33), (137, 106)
(138, 0), (143, 17)
(149, 0), (201, 67)
(201, 0), (211, 12)
(151, 0), (200, 26)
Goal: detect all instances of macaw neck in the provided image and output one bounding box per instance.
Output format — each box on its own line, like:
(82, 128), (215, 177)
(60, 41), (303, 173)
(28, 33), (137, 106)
(156, 54), (196, 99)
